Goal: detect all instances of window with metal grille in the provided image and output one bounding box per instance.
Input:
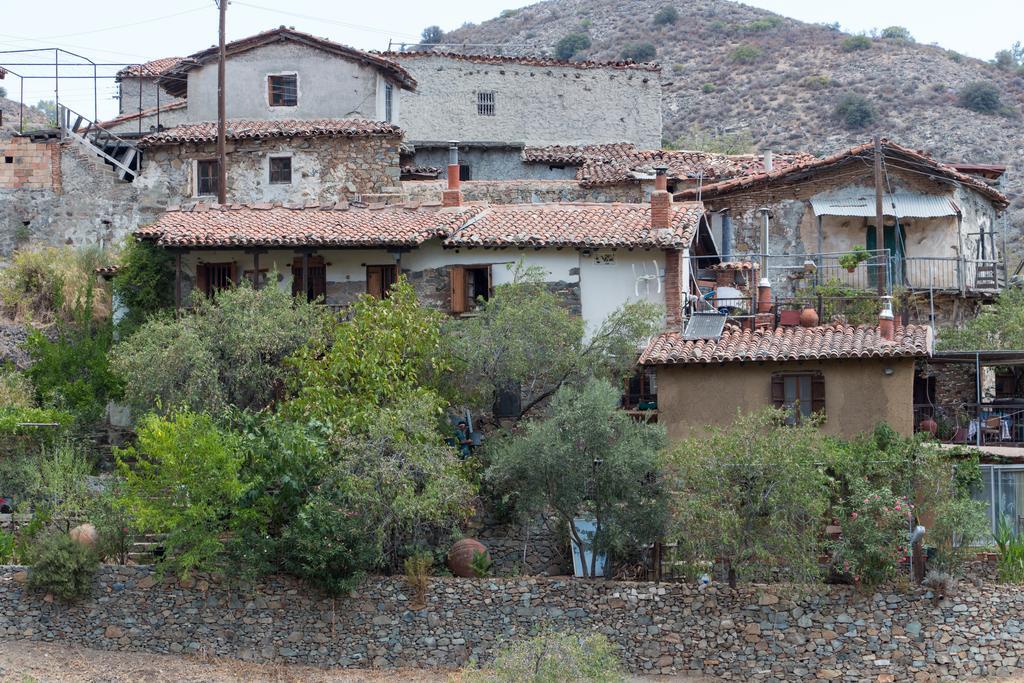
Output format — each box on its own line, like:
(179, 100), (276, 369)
(477, 91), (496, 116)
(269, 156), (292, 184)
(268, 74), (298, 107)
(196, 159), (218, 196)
(384, 83), (394, 122)
(196, 262), (235, 297)
(771, 372), (825, 424)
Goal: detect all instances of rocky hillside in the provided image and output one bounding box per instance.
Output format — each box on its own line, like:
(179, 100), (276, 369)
(0, 97), (51, 133)
(445, 0), (1024, 256)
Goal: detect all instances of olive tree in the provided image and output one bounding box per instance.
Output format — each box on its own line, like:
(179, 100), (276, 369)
(661, 408), (829, 586)
(486, 379), (668, 577)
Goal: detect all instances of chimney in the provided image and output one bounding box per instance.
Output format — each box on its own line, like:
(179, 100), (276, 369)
(763, 149), (774, 173)
(442, 141), (462, 207)
(651, 165), (672, 229)
(879, 297), (895, 342)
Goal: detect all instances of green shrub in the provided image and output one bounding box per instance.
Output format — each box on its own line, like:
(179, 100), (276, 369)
(653, 6), (678, 26)
(841, 35), (872, 52)
(620, 42), (657, 62)
(111, 236), (175, 335)
(499, 8), (519, 18)
(116, 409), (247, 578)
(112, 281), (327, 416)
(959, 81), (1002, 114)
(555, 32), (591, 60)
(730, 44), (763, 64)
(470, 549), (494, 578)
(743, 16), (782, 32)
(833, 93), (876, 129)
(0, 530), (14, 563)
(830, 483), (912, 588)
(28, 533), (99, 601)
(702, 83), (715, 94)
(995, 516), (1024, 583)
(0, 369), (35, 409)
(801, 74), (832, 90)
(0, 246), (110, 323)
(464, 629), (625, 682)
(880, 26), (914, 42)
(25, 286), (120, 427)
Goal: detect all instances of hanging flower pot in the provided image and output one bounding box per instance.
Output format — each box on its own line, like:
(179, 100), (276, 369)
(799, 305), (819, 328)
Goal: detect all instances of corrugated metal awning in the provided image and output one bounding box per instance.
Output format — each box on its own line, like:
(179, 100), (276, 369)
(810, 191), (959, 218)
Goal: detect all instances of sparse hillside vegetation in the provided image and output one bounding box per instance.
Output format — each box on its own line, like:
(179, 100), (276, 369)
(444, 0), (1024, 254)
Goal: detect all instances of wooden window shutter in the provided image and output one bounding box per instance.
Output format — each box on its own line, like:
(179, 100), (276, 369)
(486, 265), (493, 297)
(367, 266), (384, 299)
(228, 262), (237, 286)
(450, 266), (467, 313)
(291, 257), (303, 297)
(770, 374), (785, 408)
(811, 372), (826, 415)
(196, 264), (209, 297)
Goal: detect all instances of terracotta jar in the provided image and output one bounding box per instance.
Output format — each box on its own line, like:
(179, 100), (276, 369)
(799, 305), (819, 328)
(919, 417), (938, 437)
(447, 538), (488, 578)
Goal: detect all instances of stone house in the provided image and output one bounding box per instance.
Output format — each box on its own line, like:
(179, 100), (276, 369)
(674, 140), (1010, 328)
(133, 171), (708, 334)
(385, 52), (662, 180)
(114, 57), (182, 118)
(639, 316), (934, 440)
(134, 119), (403, 205)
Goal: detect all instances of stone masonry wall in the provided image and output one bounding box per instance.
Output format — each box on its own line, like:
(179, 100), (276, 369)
(1, 566), (1023, 679)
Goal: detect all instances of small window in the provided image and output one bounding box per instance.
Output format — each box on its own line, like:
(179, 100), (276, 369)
(269, 156), (292, 184)
(384, 83), (394, 123)
(268, 74), (298, 107)
(477, 91), (496, 116)
(3, 156), (13, 164)
(366, 264), (397, 299)
(771, 372), (825, 424)
(449, 265), (492, 314)
(196, 159), (218, 196)
(459, 164), (472, 181)
(291, 256), (326, 302)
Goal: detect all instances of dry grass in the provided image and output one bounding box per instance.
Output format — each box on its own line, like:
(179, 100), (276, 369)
(0, 246), (111, 323)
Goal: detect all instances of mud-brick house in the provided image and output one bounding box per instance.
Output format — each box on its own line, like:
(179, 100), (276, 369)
(133, 171), (709, 332)
(639, 316), (934, 440)
(134, 118), (403, 205)
(675, 140), (1010, 328)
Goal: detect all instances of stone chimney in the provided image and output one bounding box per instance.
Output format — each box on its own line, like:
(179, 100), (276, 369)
(651, 165), (672, 229)
(879, 299), (895, 342)
(442, 141), (462, 208)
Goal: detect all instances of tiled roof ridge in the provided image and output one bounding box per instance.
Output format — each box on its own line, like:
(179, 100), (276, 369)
(673, 139), (1008, 207)
(93, 99), (187, 129)
(380, 50), (661, 73)
(116, 56), (184, 79)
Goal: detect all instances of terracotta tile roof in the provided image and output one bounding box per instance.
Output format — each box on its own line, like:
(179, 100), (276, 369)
(136, 201), (705, 250)
(116, 57), (183, 80)
(521, 143), (638, 165)
(161, 28), (415, 97)
(135, 202), (481, 248)
(674, 140), (1009, 208)
(444, 201), (705, 249)
(382, 51), (661, 73)
(137, 118), (402, 148)
(576, 149), (816, 187)
(639, 323), (933, 365)
(93, 99), (186, 130)
(709, 261), (759, 271)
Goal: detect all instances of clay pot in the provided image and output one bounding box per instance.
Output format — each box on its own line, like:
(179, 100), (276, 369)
(919, 417), (938, 437)
(447, 538), (488, 578)
(756, 279), (773, 313)
(70, 523), (98, 548)
(799, 305), (819, 328)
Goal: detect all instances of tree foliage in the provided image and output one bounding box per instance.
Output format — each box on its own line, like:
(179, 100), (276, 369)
(116, 409), (247, 577)
(465, 628), (624, 683)
(555, 33), (591, 60)
(487, 379), (667, 577)
(111, 236), (175, 335)
(444, 265), (661, 423)
(28, 533), (99, 601)
(662, 408), (829, 586)
(880, 26), (914, 42)
(112, 281), (328, 416)
(653, 6), (678, 26)
(420, 26), (445, 45)
(833, 93), (876, 129)
(938, 286), (1024, 350)
(621, 42), (657, 62)
(841, 35), (872, 52)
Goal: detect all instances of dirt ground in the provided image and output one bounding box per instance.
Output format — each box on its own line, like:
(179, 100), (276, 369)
(0, 640), (454, 683)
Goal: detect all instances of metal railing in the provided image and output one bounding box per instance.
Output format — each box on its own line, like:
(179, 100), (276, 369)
(914, 402), (1024, 445)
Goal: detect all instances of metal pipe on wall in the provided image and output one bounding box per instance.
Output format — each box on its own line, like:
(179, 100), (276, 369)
(720, 209), (732, 261)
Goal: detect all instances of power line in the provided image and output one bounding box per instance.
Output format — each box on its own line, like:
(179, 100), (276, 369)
(34, 5), (211, 41)
(231, 1), (421, 40)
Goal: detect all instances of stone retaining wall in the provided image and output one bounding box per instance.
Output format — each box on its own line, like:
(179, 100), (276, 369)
(1, 566), (1022, 680)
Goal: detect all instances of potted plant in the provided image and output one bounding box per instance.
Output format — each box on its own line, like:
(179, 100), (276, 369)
(839, 246), (871, 273)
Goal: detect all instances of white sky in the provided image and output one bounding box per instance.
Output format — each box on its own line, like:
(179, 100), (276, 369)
(0, 0), (1020, 121)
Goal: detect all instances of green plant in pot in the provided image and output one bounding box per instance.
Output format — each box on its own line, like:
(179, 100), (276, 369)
(839, 246), (871, 273)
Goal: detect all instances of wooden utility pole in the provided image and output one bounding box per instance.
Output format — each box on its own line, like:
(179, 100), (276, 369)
(216, 0), (228, 205)
(873, 135), (885, 295)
